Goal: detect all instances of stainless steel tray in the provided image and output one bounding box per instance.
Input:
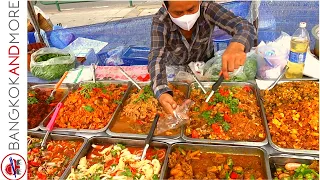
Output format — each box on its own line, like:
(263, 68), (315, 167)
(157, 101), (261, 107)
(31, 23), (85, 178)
(182, 82), (268, 146)
(27, 131), (87, 180)
(259, 80), (319, 155)
(269, 154), (319, 179)
(28, 83), (74, 131)
(63, 136), (170, 180)
(163, 143), (272, 179)
(39, 80), (132, 133)
(107, 81), (189, 140)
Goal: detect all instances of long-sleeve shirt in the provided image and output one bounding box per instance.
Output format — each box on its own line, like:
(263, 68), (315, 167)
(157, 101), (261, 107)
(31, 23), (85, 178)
(148, 1), (256, 99)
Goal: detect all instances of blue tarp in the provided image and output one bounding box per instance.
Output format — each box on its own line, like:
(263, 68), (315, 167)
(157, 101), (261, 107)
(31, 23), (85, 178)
(28, 1), (319, 83)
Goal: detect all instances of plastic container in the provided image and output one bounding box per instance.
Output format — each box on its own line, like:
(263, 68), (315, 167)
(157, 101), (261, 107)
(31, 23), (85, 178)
(256, 45), (288, 79)
(121, 46), (150, 66)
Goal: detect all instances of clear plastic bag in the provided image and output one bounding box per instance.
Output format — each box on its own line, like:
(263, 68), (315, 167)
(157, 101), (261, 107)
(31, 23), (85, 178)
(203, 50), (257, 81)
(104, 46), (126, 66)
(30, 47), (75, 80)
(155, 99), (194, 135)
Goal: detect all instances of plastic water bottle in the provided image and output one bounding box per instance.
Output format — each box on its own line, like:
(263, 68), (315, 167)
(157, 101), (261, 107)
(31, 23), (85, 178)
(285, 22), (310, 78)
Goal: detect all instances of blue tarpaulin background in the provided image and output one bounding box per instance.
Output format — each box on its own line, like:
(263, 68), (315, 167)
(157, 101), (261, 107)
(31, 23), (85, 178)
(28, 1), (319, 83)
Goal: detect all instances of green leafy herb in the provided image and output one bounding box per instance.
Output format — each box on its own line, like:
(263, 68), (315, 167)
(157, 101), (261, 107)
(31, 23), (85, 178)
(133, 85), (154, 103)
(250, 175), (255, 180)
(121, 167), (133, 177)
(114, 100), (122, 105)
(222, 121), (230, 132)
(102, 89), (107, 94)
(208, 101), (216, 105)
(152, 174), (159, 180)
(80, 82), (105, 99)
(227, 157), (233, 168)
(92, 174), (100, 180)
(201, 111), (211, 120)
(28, 97), (38, 105)
(151, 154), (158, 160)
(35, 53), (70, 62)
(213, 112), (224, 123)
(194, 107), (200, 112)
(116, 143), (126, 150)
(111, 164), (117, 169)
(46, 96), (54, 104)
(134, 174), (142, 180)
(111, 149), (118, 157)
(83, 105), (94, 112)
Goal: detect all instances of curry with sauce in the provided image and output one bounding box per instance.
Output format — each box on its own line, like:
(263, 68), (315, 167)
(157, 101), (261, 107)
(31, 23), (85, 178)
(186, 85), (266, 141)
(110, 84), (186, 136)
(168, 147), (265, 179)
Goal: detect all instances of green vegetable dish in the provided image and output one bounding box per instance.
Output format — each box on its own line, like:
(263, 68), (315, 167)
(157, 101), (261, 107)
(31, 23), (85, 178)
(273, 161), (319, 180)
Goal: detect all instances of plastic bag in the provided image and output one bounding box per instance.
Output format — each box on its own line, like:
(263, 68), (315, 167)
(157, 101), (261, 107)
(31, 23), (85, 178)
(256, 32), (290, 79)
(203, 50), (258, 81)
(30, 47), (75, 80)
(155, 99), (194, 135)
(104, 46), (126, 66)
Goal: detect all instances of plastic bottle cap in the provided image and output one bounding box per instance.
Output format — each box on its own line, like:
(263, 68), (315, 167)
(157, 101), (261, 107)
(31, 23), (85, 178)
(299, 22), (307, 28)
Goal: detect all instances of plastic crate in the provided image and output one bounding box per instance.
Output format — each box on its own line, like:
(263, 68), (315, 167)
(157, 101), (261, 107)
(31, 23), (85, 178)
(121, 46), (150, 66)
(96, 51), (110, 66)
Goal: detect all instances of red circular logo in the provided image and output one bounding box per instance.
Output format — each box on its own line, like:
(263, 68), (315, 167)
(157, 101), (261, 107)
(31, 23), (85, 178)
(1, 154), (27, 180)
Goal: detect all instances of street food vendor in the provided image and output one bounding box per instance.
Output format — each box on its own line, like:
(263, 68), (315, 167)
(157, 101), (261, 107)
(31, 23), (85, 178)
(148, 0), (256, 114)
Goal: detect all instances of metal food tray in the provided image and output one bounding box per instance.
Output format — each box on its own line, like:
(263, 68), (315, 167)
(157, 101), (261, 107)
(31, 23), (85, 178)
(27, 131), (87, 180)
(39, 80), (132, 133)
(107, 81), (189, 140)
(269, 154), (319, 179)
(259, 79), (319, 155)
(163, 143), (272, 179)
(28, 83), (74, 131)
(182, 82), (268, 146)
(64, 136), (170, 179)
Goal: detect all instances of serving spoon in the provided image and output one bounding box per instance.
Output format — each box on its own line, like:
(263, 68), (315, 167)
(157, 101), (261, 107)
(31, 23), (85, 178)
(140, 114), (160, 160)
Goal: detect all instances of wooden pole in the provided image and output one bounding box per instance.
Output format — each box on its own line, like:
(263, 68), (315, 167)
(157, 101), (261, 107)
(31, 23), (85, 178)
(27, 1), (45, 44)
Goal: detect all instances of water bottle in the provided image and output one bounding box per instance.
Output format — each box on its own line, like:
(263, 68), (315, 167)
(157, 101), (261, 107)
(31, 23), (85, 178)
(285, 22), (310, 78)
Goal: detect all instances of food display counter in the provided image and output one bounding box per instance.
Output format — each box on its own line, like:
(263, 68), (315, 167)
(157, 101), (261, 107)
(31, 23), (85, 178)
(27, 79), (319, 179)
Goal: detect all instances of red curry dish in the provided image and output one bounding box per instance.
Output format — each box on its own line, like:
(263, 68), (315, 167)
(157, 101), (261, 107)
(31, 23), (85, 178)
(27, 136), (83, 180)
(28, 88), (65, 129)
(111, 84), (186, 136)
(262, 81), (319, 150)
(168, 147), (265, 179)
(53, 83), (128, 130)
(186, 85), (266, 141)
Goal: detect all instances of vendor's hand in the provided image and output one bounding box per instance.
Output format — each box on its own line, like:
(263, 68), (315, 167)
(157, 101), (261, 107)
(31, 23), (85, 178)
(159, 93), (177, 115)
(221, 42), (246, 79)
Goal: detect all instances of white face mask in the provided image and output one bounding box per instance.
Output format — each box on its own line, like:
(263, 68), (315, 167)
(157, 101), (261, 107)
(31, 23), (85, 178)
(166, 4), (200, 31)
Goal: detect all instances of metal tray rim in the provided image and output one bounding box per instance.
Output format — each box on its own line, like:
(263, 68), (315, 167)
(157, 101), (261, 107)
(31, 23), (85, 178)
(39, 80), (132, 133)
(64, 136), (170, 180)
(269, 153), (319, 160)
(167, 142), (272, 179)
(259, 79), (319, 155)
(183, 81), (269, 146)
(106, 81), (190, 139)
(27, 131), (88, 180)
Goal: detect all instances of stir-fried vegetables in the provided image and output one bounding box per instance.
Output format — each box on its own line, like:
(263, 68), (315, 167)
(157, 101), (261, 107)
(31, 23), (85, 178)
(262, 81), (319, 150)
(168, 147), (265, 179)
(27, 136), (83, 180)
(273, 161), (319, 180)
(186, 85), (266, 141)
(28, 88), (65, 129)
(67, 144), (166, 180)
(54, 83), (128, 130)
(111, 84), (185, 136)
